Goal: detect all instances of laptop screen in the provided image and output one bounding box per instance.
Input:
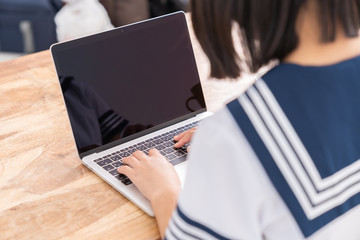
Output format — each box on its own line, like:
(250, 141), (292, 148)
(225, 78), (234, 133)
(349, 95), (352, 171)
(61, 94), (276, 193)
(51, 12), (206, 155)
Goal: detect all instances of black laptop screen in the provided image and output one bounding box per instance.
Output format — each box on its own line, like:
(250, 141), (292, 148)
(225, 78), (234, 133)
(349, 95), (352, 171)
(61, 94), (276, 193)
(51, 12), (205, 154)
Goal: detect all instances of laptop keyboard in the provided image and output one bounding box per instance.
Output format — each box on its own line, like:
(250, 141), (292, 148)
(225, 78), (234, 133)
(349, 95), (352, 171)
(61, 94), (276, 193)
(93, 121), (199, 186)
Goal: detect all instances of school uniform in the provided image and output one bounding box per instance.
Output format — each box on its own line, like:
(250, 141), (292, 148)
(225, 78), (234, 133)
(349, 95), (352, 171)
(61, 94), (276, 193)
(165, 56), (360, 239)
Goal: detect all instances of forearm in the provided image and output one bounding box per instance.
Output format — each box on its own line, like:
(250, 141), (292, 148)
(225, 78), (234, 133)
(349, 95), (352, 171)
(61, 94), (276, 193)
(118, 150), (181, 238)
(151, 189), (179, 238)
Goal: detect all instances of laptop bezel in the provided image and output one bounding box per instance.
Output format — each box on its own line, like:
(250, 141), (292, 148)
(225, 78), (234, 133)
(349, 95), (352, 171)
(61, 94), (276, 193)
(50, 11), (207, 159)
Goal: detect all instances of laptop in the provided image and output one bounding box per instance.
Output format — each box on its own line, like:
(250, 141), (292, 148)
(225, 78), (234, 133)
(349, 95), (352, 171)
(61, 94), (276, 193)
(50, 11), (211, 216)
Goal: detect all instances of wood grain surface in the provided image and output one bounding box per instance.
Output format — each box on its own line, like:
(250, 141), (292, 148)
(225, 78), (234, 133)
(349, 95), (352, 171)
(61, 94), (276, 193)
(0, 51), (160, 240)
(0, 17), (259, 239)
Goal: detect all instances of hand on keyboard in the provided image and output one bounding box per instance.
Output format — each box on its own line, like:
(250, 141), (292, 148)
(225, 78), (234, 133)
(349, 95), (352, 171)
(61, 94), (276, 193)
(118, 149), (181, 202)
(173, 127), (197, 151)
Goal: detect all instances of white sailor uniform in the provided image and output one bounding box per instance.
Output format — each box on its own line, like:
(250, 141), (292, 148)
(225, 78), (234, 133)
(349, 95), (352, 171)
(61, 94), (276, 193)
(165, 57), (360, 240)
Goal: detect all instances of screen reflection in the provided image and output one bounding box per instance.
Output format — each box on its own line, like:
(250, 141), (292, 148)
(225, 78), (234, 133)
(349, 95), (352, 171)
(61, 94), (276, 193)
(52, 13), (205, 153)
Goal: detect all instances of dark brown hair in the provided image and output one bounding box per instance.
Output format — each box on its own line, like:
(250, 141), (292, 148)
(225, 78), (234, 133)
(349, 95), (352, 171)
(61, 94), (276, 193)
(190, 0), (360, 79)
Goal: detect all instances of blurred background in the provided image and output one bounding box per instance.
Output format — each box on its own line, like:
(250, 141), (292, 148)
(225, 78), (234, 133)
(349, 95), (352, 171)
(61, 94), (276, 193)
(0, 0), (189, 62)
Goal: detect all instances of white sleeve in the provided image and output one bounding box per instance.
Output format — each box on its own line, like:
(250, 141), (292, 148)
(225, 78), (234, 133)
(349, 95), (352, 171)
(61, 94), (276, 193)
(165, 108), (303, 240)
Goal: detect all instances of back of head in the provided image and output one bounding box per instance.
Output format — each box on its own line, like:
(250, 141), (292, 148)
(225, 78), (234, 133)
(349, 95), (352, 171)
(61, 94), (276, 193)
(190, 0), (360, 79)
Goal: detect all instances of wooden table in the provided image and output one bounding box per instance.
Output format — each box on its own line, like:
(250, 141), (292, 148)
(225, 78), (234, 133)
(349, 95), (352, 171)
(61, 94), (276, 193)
(0, 23), (257, 238)
(0, 51), (161, 240)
